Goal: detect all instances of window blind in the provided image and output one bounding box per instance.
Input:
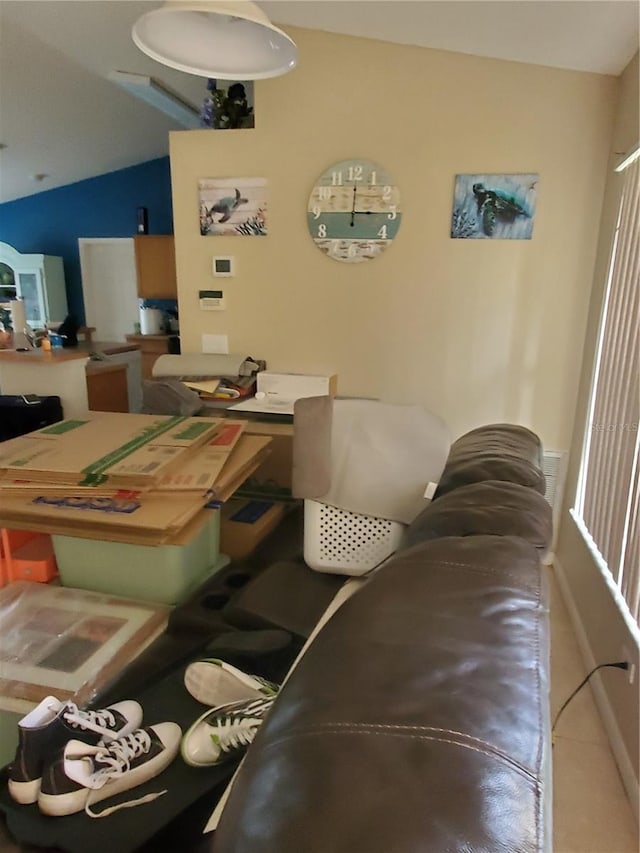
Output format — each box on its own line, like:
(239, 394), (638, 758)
(576, 157), (639, 625)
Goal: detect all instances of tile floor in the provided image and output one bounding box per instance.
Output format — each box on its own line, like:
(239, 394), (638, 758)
(0, 564), (638, 851)
(548, 564), (639, 853)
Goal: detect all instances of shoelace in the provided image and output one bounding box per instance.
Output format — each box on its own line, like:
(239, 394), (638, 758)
(81, 730), (166, 819)
(209, 697), (274, 755)
(90, 729), (152, 786)
(61, 702), (119, 739)
(253, 676), (279, 697)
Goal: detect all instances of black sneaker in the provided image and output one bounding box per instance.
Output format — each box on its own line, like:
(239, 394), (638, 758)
(8, 695), (143, 805)
(38, 724), (181, 818)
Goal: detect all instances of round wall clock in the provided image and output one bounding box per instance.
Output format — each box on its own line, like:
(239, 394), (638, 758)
(307, 158), (402, 263)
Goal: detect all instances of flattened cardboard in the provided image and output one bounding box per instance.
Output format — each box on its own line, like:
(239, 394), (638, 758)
(0, 413), (222, 488)
(154, 420), (247, 493)
(205, 435), (272, 500)
(0, 434), (272, 546)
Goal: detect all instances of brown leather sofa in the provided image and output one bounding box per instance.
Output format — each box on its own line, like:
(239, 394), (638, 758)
(212, 424), (554, 853)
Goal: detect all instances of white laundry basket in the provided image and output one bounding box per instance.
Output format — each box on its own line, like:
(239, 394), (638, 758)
(303, 499), (405, 576)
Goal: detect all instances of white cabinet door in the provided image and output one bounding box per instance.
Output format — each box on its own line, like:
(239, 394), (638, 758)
(0, 242), (68, 328)
(79, 238), (138, 341)
(15, 269), (47, 328)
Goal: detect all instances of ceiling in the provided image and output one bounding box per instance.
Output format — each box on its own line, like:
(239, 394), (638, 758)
(0, 1), (637, 204)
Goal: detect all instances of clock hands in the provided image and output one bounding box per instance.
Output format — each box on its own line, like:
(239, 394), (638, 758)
(349, 185), (374, 225)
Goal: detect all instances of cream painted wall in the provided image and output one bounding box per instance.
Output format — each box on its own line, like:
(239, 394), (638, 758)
(170, 27), (616, 448)
(555, 51), (639, 814)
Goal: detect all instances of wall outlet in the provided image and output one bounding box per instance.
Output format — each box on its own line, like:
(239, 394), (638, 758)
(621, 645), (636, 685)
(202, 333), (228, 354)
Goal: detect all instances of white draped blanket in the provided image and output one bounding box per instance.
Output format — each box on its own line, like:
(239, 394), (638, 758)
(297, 398), (451, 524)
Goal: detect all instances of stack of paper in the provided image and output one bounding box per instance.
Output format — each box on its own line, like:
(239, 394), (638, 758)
(182, 378), (221, 397)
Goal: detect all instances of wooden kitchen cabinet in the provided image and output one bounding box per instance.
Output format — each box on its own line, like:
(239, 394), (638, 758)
(125, 334), (170, 381)
(86, 362), (129, 412)
(134, 235), (177, 299)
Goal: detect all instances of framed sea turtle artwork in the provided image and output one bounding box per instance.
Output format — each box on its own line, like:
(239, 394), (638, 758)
(451, 173), (539, 239)
(198, 178), (267, 236)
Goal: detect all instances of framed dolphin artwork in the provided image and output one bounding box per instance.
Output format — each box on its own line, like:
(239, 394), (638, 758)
(451, 173), (539, 239)
(198, 177), (268, 236)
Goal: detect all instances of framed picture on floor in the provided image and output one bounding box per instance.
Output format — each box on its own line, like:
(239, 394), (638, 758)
(0, 582), (168, 705)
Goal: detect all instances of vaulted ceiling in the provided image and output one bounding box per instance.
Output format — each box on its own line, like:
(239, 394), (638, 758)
(1, 1), (637, 204)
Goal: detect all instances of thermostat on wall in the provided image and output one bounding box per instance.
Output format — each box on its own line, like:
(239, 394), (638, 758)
(213, 256), (235, 277)
(199, 289), (225, 310)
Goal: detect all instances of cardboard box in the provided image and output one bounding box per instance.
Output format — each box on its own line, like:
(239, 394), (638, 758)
(220, 499), (287, 560)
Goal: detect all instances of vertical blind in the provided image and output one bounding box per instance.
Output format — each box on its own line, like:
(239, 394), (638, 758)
(576, 156), (639, 625)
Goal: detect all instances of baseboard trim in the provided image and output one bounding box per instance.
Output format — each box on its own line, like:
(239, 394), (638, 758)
(553, 555), (640, 826)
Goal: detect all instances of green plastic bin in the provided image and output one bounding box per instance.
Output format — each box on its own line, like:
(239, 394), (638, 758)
(52, 510), (227, 605)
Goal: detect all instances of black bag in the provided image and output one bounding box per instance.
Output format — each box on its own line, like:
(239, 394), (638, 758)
(57, 314), (80, 347)
(0, 394), (63, 441)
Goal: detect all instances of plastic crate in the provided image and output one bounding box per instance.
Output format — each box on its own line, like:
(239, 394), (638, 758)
(52, 510), (225, 605)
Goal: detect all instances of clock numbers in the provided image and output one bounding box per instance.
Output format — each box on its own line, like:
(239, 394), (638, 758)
(308, 159), (401, 263)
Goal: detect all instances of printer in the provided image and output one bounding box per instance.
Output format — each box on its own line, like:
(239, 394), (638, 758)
(230, 372), (338, 415)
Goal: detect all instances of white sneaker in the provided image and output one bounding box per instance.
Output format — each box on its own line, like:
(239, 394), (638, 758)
(184, 659), (279, 707)
(37, 723), (181, 818)
(181, 697), (274, 767)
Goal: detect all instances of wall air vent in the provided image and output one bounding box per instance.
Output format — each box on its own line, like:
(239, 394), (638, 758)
(542, 449), (569, 557)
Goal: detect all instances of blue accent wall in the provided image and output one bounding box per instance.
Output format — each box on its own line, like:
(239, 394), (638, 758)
(0, 157), (173, 325)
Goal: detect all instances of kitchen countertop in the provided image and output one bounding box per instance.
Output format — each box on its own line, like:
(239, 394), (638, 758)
(0, 340), (139, 364)
(125, 334), (174, 342)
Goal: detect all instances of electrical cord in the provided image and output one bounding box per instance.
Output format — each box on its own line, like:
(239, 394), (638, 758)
(552, 661), (629, 745)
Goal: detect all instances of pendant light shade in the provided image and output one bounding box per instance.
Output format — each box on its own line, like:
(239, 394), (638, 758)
(132, 1), (298, 80)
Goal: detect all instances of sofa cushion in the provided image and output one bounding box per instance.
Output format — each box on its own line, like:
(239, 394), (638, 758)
(212, 535), (551, 853)
(448, 423), (544, 467)
(402, 479), (553, 551)
(436, 454), (547, 496)
(435, 423), (546, 497)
